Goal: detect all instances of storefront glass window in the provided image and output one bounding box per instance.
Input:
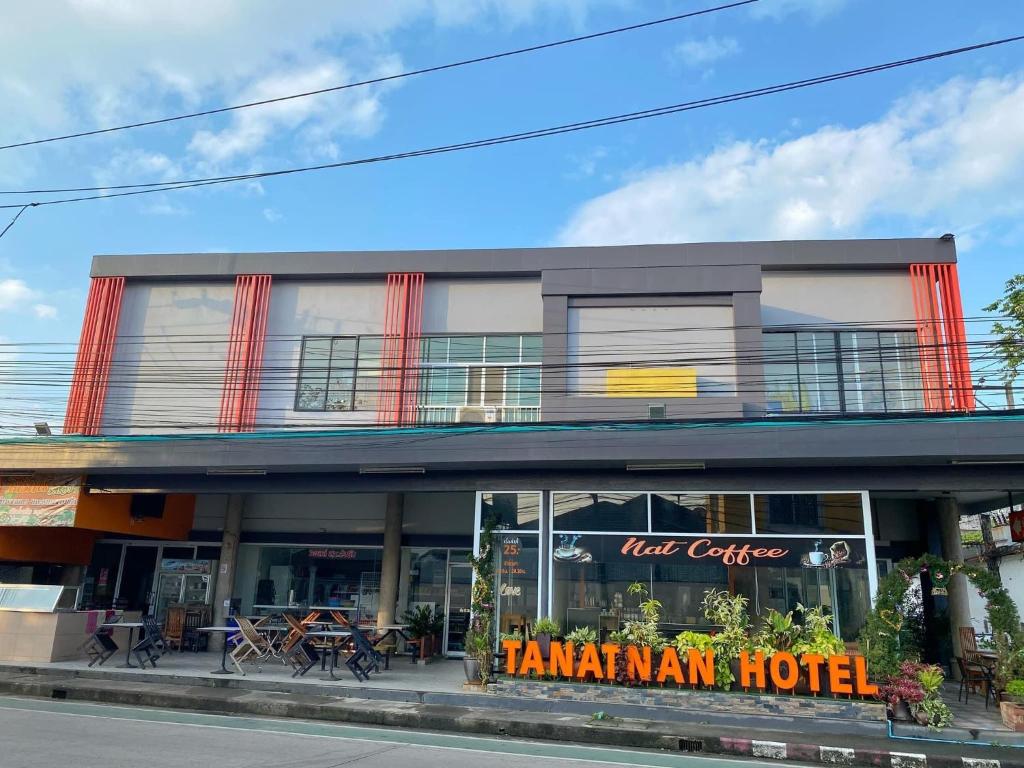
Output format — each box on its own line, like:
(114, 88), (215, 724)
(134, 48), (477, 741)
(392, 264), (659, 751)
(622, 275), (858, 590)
(250, 546), (382, 626)
(480, 492), (540, 531)
(651, 493), (752, 533)
(551, 493), (647, 532)
(495, 533), (539, 634)
(753, 493), (865, 535)
(404, 549), (449, 614)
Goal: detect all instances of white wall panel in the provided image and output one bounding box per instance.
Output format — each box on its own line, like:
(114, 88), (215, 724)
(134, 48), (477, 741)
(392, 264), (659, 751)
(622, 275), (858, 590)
(761, 271), (915, 327)
(105, 282), (234, 435)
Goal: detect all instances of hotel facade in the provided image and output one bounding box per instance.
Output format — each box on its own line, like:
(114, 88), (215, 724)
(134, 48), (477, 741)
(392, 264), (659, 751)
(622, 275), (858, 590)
(1, 238), (1021, 659)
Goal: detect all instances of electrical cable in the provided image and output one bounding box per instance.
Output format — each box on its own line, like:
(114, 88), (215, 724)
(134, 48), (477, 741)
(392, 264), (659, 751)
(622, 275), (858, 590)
(1, 34), (1021, 207)
(0, 1), (758, 152)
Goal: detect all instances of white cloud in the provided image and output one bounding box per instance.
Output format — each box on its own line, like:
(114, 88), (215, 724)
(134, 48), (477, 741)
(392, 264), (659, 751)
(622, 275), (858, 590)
(32, 304), (57, 319)
(0, 279), (34, 311)
(0, 2), (609, 155)
(671, 36), (740, 68)
(263, 207), (283, 223)
(556, 75), (1024, 247)
(187, 57), (400, 166)
(750, 0), (847, 20)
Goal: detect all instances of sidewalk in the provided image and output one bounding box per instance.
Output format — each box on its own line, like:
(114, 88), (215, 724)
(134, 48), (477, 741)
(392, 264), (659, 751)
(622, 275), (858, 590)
(0, 663), (1021, 768)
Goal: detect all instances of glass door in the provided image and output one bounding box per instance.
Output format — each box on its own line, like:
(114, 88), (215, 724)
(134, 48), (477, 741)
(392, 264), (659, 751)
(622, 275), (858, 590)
(444, 562), (472, 657)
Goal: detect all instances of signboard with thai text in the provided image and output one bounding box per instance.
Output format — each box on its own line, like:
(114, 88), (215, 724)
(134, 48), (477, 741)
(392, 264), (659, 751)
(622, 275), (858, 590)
(0, 474), (82, 527)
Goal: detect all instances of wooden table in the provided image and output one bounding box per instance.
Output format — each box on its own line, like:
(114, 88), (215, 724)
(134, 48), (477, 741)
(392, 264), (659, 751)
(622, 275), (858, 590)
(99, 622), (144, 668)
(305, 630), (352, 680)
(197, 626), (240, 675)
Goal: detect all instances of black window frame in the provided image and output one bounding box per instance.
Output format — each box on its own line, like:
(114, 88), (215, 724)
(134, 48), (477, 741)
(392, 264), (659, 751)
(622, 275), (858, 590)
(294, 335), (381, 413)
(763, 328), (924, 415)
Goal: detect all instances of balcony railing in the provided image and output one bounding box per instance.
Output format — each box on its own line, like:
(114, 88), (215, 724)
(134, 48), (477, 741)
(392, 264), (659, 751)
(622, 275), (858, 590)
(416, 405), (541, 425)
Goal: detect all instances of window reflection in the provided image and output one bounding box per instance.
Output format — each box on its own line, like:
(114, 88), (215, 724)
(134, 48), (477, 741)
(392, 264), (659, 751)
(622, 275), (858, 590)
(650, 493), (751, 533)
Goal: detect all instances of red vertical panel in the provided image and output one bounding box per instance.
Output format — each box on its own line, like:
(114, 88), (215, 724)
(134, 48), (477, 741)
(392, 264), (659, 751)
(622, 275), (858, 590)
(218, 274), (272, 432)
(909, 262), (975, 413)
(376, 272), (425, 426)
(64, 276), (125, 435)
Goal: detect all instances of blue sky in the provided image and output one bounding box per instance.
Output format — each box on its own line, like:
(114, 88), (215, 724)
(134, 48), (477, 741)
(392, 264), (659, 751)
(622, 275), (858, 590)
(1, 0), (1023, 421)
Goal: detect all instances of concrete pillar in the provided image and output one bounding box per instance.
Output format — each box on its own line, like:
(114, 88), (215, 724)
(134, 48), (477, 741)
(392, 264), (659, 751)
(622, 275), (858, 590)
(937, 496), (972, 658)
(209, 494), (244, 651)
(376, 493), (404, 628)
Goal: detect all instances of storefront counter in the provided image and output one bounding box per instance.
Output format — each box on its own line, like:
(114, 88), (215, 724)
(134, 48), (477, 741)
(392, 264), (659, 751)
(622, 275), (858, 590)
(0, 583), (139, 663)
(0, 609), (128, 663)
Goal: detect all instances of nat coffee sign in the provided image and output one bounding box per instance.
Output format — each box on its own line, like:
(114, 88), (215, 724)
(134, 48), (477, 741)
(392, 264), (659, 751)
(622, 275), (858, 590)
(553, 534), (864, 569)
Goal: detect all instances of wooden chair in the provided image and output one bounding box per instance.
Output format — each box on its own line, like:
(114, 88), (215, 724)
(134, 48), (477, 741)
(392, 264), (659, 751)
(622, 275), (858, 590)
(956, 656), (996, 708)
(182, 609), (206, 652)
(960, 626), (983, 663)
(163, 606), (186, 651)
(229, 617), (275, 675)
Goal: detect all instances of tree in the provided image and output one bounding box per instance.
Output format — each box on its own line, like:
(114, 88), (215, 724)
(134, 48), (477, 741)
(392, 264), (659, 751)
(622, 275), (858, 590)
(985, 274), (1024, 382)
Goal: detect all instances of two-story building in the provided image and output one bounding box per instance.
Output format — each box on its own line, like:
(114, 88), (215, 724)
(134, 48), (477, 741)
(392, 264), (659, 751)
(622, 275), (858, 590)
(1, 237), (1021, 658)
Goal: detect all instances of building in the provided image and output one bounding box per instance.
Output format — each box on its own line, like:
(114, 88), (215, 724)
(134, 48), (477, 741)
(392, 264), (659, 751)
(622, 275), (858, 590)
(1, 238), (1022, 658)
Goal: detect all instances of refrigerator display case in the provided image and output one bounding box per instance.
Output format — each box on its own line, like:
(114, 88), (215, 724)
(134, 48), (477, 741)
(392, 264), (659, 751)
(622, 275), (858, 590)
(153, 559), (217, 622)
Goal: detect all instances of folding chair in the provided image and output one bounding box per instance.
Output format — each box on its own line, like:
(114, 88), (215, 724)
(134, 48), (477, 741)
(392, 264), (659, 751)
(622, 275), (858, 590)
(81, 627), (118, 667)
(347, 626), (385, 680)
(133, 617), (166, 669)
(229, 617), (275, 675)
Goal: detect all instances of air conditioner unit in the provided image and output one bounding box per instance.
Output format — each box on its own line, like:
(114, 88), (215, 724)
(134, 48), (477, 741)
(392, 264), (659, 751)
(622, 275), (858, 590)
(456, 406), (498, 423)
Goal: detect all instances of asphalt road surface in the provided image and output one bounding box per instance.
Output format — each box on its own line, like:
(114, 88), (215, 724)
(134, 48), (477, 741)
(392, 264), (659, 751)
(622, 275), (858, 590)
(0, 695), (797, 768)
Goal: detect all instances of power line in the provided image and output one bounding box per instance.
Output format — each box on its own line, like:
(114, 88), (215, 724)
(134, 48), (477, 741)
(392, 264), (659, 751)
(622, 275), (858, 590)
(0, 204), (31, 241)
(0, 1), (757, 152)
(2, 34), (1021, 207)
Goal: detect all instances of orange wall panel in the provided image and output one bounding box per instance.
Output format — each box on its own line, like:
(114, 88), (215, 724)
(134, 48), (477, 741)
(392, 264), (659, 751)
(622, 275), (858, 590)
(74, 493), (196, 539)
(0, 527), (97, 565)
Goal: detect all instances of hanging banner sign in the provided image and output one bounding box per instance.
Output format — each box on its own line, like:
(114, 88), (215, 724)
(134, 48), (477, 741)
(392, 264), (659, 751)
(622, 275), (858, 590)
(552, 534), (865, 569)
(0, 474), (82, 527)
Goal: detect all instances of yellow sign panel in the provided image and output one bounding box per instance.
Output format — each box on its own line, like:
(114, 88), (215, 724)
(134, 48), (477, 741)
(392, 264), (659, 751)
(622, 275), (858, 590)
(605, 368), (697, 398)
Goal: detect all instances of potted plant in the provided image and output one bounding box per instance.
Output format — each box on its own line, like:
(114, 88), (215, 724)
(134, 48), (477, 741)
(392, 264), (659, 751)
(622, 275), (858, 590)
(464, 516), (497, 684)
(674, 630), (713, 689)
(1001, 679), (1024, 731)
(877, 661), (952, 729)
(700, 589), (750, 691)
(533, 617), (561, 658)
(429, 608), (446, 657)
(791, 604), (845, 694)
(401, 605), (436, 662)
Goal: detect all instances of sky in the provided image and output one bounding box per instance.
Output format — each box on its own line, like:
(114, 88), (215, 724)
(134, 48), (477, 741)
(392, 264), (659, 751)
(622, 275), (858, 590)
(0, 0), (1023, 424)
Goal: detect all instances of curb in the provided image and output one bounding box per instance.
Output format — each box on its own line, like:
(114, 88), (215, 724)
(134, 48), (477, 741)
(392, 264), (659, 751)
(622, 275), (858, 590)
(0, 674), (1019, 768)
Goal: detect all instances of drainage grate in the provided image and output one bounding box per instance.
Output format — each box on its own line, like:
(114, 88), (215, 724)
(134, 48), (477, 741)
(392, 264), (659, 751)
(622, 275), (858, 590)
(50, 689), (67, 700)
(678, 738), (703, 752)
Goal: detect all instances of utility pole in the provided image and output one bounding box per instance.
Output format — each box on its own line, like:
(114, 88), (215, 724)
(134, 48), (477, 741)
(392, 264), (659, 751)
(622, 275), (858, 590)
(1007, 381), (1016, 410)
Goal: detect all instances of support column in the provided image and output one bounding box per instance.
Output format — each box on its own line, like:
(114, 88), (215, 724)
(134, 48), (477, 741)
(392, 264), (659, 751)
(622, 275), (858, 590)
(937, 496), (971, 658)
(209, 494), (244, 651)
(377, 493), (404, 627)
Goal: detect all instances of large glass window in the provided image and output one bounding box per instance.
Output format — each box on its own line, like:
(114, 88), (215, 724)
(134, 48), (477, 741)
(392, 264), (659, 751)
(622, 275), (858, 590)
(250, 546), (382, 626)
(753, 493), (865, 535)
(480, 492), (540, 531)
(418, 334), (542, 423)
(552, 493), (648, 532)
(295, 336), (383, 412)
(764, 330), (924, 414)
(650, 493), (752, 533)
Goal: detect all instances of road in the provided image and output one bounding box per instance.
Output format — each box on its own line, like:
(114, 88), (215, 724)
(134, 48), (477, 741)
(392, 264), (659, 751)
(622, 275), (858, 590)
(0, 695), (792, 768)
